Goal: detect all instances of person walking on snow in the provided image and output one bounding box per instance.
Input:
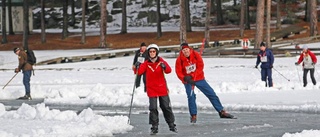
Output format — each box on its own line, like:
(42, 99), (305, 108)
(132, 42), (148, 92)
(295, 45), (317, 87)
(13, 47), (33, 100)
(255, 42), (274, 87)
(175, 43), (235, 124)
(136, 44), (177, 134)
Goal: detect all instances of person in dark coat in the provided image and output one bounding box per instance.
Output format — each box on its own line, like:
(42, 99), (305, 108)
(136, 44), (177, 134)
(132, 42), (148, 92)
(13, 47), (33, 100)
(255, 42), (275, 87)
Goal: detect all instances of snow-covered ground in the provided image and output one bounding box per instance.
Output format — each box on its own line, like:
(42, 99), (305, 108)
(1, 42), (320, 136)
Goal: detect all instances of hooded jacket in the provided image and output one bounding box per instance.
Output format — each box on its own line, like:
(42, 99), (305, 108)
(17, 50), (33, 71)
(297, 50), (317, 69)
(137, 57), (171, 97)
(256, 48), (274, 69)
(175, 48), (205, 84)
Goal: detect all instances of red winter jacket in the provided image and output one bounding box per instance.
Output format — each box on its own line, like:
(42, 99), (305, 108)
(137, 57), (171, 97)
(297, 50), (317, 66)
(175, 49), (205, 84)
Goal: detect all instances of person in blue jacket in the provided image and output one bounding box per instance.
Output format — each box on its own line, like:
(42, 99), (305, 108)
(255, 42), (274, 87)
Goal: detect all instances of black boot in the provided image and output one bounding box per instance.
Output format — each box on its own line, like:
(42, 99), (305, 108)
(150, 125), (158, 135)
(168, 123), (178, 133)
(17, 94), (32, 100)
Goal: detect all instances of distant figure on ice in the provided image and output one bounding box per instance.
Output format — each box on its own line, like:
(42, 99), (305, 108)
(255, 42), (274, 87)
(13, 47), (33, 100)
(136, 44), (177, 134)
(175, 43), (235, 124)
(295, 45), (317, 87)
(132, 42), (148, 92)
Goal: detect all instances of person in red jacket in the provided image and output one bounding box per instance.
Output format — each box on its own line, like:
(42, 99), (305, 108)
(136, 44), (177, 134)
(295, 45), (317, 87)
(175, 43), (235, 123)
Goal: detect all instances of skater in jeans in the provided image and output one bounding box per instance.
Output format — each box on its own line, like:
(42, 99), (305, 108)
(13, 47), (33, 100)
(132, 42), (148, 92)
(255, 42), (274, 87)
(295, 45), (317, 87)
(175, 43), (235, 123)
(136, 44), (177, 134)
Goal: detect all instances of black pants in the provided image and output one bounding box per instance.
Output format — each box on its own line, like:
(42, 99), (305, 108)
(303, 68), (316, 86)
(149, 96), (175, 126)
(135, 73), (146, 92)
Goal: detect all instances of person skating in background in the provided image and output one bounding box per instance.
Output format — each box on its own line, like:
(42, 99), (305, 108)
(255, 42), (274, 87)
(132, 42), (148, 92)
(136, 44), (177, 134)
(175, 43), (235, 124)
(295, 45), (317, 87)
(13, 47), (33, 100)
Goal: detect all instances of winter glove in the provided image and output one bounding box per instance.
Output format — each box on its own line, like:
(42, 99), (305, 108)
(135, 62), (141, 69)
(295, 62), (299, 65)
(270, 65), (273, 68)
(160, 62), (166, 70)
(255, 65), (258, 69)
(14, 68), (20, 73)
(312, 62), (315, 65)
(184, 76), (195, 85)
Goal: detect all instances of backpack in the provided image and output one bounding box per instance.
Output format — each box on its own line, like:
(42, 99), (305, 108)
(25, 49), (36, 65)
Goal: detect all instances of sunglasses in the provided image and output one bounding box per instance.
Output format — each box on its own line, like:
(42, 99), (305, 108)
(149, 50), (156, 53)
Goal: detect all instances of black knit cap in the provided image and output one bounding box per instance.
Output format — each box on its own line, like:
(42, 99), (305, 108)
(140, 42), (146, 47)
(13, 47), (20, 53)
(180, 43), (189, 50)
(260, 42), (266, 47)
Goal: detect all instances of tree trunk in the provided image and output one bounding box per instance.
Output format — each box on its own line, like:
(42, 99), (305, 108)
(310, 0), (318, 36)
(62, 0), (68, 39)
(276, 0), (281, 30)
(205, 0), (211, 47)
(266, 0), (271, 47)
(216, 0), (224, 25)
(180, 0), (187, 43)
(305, 0), (310, 22)
(233, 0), (237, 6)
(239, 0), (245, 37)
(71, 0), (76, 28)
(120, 0), (127, 34)
(156, 0), (162, 38)
(81, 0), (86, 44)
(245, 0), (250, 29)
(23, 0), (29, 50)
(254, 0), (265, 48)
(8, 0), (14, 35)
(186, 0), (192, 32)
(99, 0), (107, 48)
(1, 0), (8, 44)
(41, 0), (46, 43)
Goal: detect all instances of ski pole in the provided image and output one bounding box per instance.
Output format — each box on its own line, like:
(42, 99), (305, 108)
(2, 73), (18, 90)
(295, 65), (301, 83)
(128, 71), (139, 124)
(273, 68), (290, 81)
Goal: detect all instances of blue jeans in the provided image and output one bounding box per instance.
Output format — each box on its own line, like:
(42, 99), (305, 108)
(184, 80), (224, 116)
(261, 68), (273, 87)
(23, 70), (32, 95)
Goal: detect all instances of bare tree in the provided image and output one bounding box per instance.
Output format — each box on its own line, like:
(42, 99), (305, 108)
(310, 0), (318, 36)
(62, 0), (68, 39)
(71, 0), (76, 27)
(245, 0), (250, 29)
(216, 0), (224, 25)
(180, 0), (187, 43)
(8, 0), (14, 35)
(156, 0), (162, 38)
(1, 0), (8, 44)
(81, 0), (86, 44)
(254, 0), (265, 48)
(204, 0), (211, 47)
(99, 0), (107, 48)
(266, 0), (271, 47)
(41, 0), (46, 43)
(239, 0), (245, 37)
(186, 0), (192, 32)
(120, 0), (127, 34)
(276, 0), (281, 30)
(23, 0), (29, 50)
(304, 0), (310, 22)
